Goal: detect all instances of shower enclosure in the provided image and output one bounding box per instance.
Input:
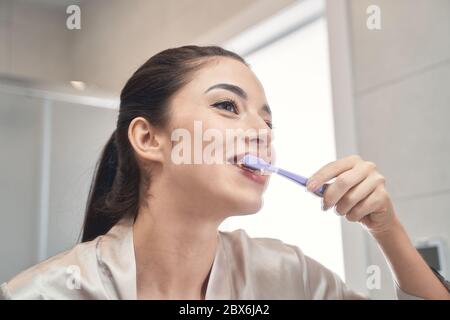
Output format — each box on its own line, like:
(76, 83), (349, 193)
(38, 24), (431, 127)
(0, 75), (118, 283)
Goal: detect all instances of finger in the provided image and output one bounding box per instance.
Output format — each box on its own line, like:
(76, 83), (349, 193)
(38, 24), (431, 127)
(344, 187), (386, 222)
(307, 155), (362, 192)
(334, 172), (385, 215)
(322, 161), (375, 210)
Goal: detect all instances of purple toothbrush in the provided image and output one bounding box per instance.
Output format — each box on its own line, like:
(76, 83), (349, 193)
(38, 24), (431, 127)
(238, 154), (328, 197)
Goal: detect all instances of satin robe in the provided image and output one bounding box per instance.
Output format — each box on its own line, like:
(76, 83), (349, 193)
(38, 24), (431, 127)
(0, 217), (421, 300)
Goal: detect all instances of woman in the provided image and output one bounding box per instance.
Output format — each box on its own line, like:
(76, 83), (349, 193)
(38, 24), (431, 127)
(1, 45), (448, 300)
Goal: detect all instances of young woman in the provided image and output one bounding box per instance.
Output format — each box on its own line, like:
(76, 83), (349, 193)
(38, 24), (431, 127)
(1, 45), (448, 300)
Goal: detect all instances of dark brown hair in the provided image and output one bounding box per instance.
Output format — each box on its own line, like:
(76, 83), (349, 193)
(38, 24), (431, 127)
(81, 45), (247, 242)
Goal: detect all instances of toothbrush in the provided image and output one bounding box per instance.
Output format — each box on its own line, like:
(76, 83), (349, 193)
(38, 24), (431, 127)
(238, 154), (329, 197)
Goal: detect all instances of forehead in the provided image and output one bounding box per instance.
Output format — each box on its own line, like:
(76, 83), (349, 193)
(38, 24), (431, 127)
(181, 57), (267, 99)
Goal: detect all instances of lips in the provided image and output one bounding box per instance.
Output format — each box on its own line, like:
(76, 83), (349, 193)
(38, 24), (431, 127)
(238, 167), (268, 185)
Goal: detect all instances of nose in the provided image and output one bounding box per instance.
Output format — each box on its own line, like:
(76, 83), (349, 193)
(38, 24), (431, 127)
(244, 115), (272, 146)
(245, 134), (269, 147)
(244, 128), (273, 163)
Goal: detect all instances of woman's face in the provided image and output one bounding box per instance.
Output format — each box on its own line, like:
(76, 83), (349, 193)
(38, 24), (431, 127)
(162, 57), (273, 219)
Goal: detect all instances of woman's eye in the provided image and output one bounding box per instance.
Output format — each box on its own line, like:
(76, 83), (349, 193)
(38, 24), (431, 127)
(212, 100), (238, 114)
(265, 121), (273, 129)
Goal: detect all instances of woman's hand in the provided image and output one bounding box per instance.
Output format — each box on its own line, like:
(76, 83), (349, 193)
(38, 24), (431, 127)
(306, 155), (450, 299)
(306, 155), (396, 235)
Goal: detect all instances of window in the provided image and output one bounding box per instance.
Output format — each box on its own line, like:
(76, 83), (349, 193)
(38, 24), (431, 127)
(220, 1), (344, 279)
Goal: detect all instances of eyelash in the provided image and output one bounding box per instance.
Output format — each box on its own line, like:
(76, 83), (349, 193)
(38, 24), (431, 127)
(211, 98), (273, 130)
(211, 98), (239, 114)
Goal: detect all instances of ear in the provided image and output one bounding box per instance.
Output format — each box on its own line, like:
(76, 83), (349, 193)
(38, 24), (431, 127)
(128, 117), (166, 164)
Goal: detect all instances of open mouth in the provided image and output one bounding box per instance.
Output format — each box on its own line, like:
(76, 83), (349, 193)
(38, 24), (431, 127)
(228, 153), (266, 176)
(237, 162), (262, 174)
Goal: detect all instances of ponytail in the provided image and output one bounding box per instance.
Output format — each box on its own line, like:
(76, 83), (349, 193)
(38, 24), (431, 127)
(81, 131), (120, 242)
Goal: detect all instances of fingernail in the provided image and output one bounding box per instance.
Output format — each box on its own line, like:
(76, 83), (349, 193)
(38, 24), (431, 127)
(323, 202), (332, 211)
(307, 179), (317, 192)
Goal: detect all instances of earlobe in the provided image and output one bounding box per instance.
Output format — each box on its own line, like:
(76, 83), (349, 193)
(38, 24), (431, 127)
(128, 117), (165, 163)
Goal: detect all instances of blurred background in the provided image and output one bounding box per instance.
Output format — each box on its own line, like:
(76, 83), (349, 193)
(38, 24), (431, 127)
(0, 0), (449, 299)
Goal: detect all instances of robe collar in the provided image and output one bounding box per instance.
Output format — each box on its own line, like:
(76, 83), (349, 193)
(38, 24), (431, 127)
(96, 217), (232, 299)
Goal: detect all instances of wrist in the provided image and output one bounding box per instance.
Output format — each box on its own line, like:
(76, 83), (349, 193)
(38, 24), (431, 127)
(370, 214), (404, 241)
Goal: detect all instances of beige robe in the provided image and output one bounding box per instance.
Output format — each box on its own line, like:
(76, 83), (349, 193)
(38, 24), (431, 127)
(0, 217), (420, 300)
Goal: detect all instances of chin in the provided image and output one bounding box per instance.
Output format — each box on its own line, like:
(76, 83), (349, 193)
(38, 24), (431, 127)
(229, 192), (264, 215)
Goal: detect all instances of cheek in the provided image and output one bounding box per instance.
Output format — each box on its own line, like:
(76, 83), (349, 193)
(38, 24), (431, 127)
(178, 163), (229, 191)
(168, 162), (264, 214)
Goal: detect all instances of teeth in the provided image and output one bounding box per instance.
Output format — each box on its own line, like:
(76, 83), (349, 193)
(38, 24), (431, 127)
(237, 162), (254, 171)
(237, 162), (264, 175)
(231, 154), (272, 177)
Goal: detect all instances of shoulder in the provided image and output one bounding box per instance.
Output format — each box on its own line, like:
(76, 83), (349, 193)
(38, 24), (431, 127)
(217, 229), (363, 299)
(217, 229), (310, 298)
(218, 228), (313, 273)
(0, 237), (105, 300)
(219, 228), (305, 258)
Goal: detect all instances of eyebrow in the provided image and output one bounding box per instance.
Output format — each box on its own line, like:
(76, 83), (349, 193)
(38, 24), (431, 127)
(205, 83), (272, 116)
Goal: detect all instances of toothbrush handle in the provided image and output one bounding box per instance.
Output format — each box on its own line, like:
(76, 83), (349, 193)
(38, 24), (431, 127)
(311, 182), (329, 197)
(276, 168), (329, 197)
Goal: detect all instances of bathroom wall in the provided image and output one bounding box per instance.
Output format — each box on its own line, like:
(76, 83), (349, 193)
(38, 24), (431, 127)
(0, 93), (42, 281)
(46, 102), (117, 257)
(346, 0), (450, 298)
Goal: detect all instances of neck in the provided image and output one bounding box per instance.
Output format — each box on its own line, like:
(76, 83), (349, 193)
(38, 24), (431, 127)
(133, 180), (221, 299)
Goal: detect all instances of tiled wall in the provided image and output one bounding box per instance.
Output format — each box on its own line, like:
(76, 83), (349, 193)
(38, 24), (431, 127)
(348, 0), (450, 299)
